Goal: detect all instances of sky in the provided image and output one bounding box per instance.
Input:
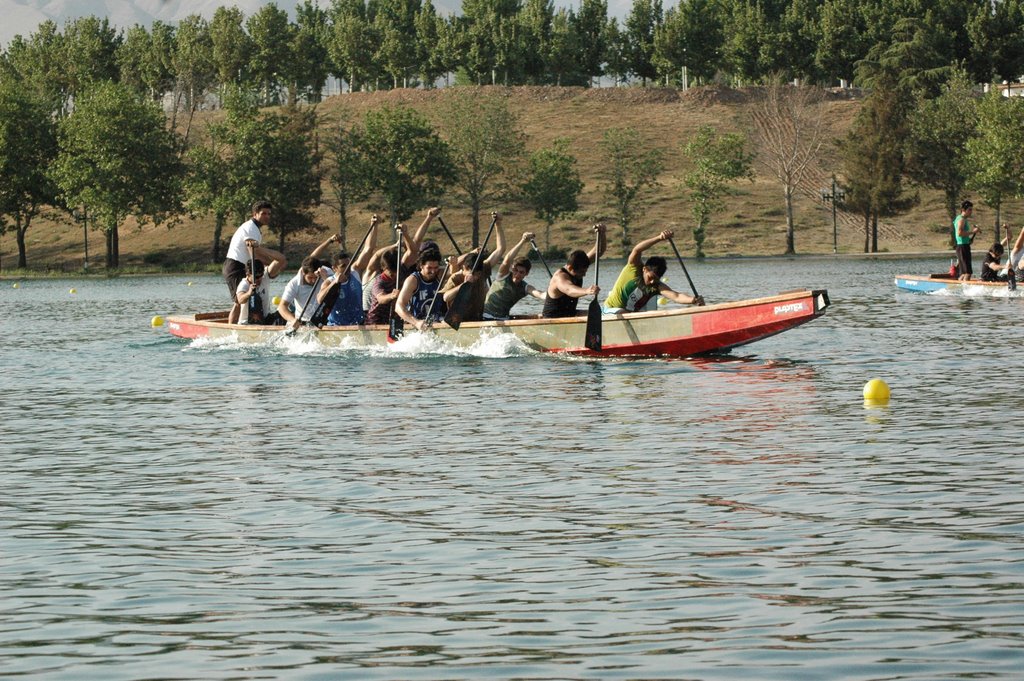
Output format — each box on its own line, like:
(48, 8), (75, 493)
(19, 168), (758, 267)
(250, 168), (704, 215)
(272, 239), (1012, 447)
(0, 0), (634, 50)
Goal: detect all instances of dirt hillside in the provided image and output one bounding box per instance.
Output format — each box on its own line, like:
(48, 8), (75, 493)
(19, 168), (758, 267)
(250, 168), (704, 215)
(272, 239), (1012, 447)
(5, 84), (1012, 272)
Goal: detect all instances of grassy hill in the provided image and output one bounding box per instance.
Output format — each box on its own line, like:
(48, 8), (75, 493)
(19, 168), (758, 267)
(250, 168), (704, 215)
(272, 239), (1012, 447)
(4, 84), (1014, 273)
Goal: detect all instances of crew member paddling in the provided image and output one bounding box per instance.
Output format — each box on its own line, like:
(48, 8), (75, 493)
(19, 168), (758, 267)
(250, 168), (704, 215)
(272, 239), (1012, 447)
(541, 223), (606, 319)
(603, 230), (704, 313)
(395, 249), (455, 331)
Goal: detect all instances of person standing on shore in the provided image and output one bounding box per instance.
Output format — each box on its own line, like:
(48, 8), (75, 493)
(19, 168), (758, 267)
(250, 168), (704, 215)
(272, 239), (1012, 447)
(223, 200), (287, 324)
(954, 200), (981, 281)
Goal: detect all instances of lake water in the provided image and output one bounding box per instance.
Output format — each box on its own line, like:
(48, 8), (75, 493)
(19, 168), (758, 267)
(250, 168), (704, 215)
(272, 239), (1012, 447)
(1, 256), (1022, 680)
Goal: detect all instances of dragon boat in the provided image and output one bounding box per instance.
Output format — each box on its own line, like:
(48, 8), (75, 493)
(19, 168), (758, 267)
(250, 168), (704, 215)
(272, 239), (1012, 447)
(166, 288), (831, 358)
(895, 274), (1021, 296)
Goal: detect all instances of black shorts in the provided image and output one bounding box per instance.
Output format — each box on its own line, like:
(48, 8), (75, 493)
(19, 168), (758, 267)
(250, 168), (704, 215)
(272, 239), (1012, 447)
(223, 258), (246, 303)
(955, 244), (972, 276)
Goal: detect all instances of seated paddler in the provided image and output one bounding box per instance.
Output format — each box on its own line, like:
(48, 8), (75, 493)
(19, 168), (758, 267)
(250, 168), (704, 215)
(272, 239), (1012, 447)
(603, 230), (704, 313)
(483, 230), (547, 320)
(541, 223), (606, 319)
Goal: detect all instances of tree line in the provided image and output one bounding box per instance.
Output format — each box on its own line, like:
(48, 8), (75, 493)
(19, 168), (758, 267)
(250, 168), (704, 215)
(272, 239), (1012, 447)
(2, 0), (1021, 108)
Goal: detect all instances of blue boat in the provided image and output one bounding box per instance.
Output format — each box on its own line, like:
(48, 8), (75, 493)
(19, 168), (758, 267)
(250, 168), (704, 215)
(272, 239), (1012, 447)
(895, 274), (1019, 296)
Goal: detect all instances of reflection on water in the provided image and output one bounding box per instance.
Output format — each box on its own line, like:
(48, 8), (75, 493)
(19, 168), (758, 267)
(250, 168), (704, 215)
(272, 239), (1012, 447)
(1, 259), (1023, 679)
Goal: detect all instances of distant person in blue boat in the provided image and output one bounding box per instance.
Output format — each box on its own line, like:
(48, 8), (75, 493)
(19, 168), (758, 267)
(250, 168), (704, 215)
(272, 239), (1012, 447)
(954, 200), (981, 281)
(236, 260), (283, 325)
(980, 242), (1007, 282)
(541, 223), (607, 319)
(483, 231), (547, 320)
(223, 200), (287, 324)
(277, 256), (333, 332)
(603, 230), (704, 313)
(395, 248), (456, 331)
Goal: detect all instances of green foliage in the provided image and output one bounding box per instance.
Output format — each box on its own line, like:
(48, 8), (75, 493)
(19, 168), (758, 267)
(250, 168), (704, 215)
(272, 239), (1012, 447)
(904, 70), (978, 222)
(966, 92), (1024, 228)
(521, 139), (584, 249)
(356, 105), (454, 223)
(0, 82), (58, 267)
(653, 0), (722, 86)
(246, 4), (291, 104)
(439, 89), (526, 244)
(210, 7), (251, 91)
(52, 81), (183, 268)
(624, 0), (661, 84)
(173, 14), (215, 113)
(681, 125), (754, 258)
(598, 127), (665, 255)
(839, 76), (916, 252)
(323, 113), (373, 245)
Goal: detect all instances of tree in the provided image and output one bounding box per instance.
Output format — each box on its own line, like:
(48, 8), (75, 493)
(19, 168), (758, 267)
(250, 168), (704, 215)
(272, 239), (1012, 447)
(172, 14), (215, 127)
(903, 70), (978, 229)
(289, 0), (331, 102)
(116, 22), (175, 101)
(328, 0), (377, 92)
(624, 0), (661, 84)
(966, 0), (1024, 86)
(323, 114), (373, 248)
(653, 0), (722, 87)
(815, 0), (869, 86)
(598, 127), (664, 255)
(52, 81), (183, 269)
(0, 82), (58, 268)
(375, 0), (420, 88)
(548, 9), (583, 86)
(839, 76), (915, 253)
(681, 125), (754, 258)
(210, 6), (252, 96)
(966, 92), (1024, 243)
(574, 0), (608, 85)
(438, 89), (526, 245)
(521, 138), (584, 249)
(1, 21), (67, 114)
(247, 3), (291, 104)
(356, 105), (454, 223)
(750, 79), (827, 254)
(61, 16), (121, 112)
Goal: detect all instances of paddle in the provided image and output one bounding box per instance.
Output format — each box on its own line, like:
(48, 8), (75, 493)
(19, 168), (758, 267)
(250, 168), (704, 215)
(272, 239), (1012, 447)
(530, 238), (554, 278)
(584, 231), (602, 352)
(1007, 224), (1015, 290)
(436, 215), (464, 256)
(286, 266), (322, 337)
(313, 219), (378, 327)
(245, 243), (257, 324)
(388, 224), (405, 341)
(667, 236), (704, 305)
(444, 213), (498, 331)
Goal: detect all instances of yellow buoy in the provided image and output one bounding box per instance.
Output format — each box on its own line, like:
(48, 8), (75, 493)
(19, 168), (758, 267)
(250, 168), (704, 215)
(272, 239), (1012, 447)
(272, 296), (281, 306)
(12, 282), (19, 289)
(69, 288), (77, 294)
(151, 315), (165, 328)
(187, 281), (193, 286)
(863, 378), (891, 402)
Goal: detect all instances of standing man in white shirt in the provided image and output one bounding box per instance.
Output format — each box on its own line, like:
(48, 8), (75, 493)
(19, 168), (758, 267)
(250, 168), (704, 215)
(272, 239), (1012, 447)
(223, 200), (287, 324)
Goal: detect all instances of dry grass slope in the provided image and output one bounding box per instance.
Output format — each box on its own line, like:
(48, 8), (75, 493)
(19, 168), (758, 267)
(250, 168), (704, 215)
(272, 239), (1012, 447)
(7, 84), (1017, 271)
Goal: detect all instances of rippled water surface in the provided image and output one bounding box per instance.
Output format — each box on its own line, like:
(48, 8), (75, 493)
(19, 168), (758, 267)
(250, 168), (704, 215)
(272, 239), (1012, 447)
(1, 257), (1022, 680)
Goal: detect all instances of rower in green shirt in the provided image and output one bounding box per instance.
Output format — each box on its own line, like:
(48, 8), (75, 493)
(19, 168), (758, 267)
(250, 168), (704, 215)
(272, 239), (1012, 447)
(604, 230), (704, 313)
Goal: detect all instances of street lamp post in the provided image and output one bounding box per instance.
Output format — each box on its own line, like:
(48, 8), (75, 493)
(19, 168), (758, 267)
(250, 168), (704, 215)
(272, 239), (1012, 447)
(74, 206), (89, 270)
(820, 175), (845, 254)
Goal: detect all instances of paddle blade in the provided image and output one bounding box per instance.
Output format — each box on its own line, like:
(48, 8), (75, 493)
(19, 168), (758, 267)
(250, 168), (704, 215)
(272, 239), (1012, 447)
(444, 283), (472, 331)
(1010, 269), (1017, 291)
(388, 315), (404, 342)
(585, 299), (602, 352)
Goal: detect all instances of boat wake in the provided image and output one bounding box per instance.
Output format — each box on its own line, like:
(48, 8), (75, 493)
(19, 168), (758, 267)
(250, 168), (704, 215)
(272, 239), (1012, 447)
(185, 327), (536, 359)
